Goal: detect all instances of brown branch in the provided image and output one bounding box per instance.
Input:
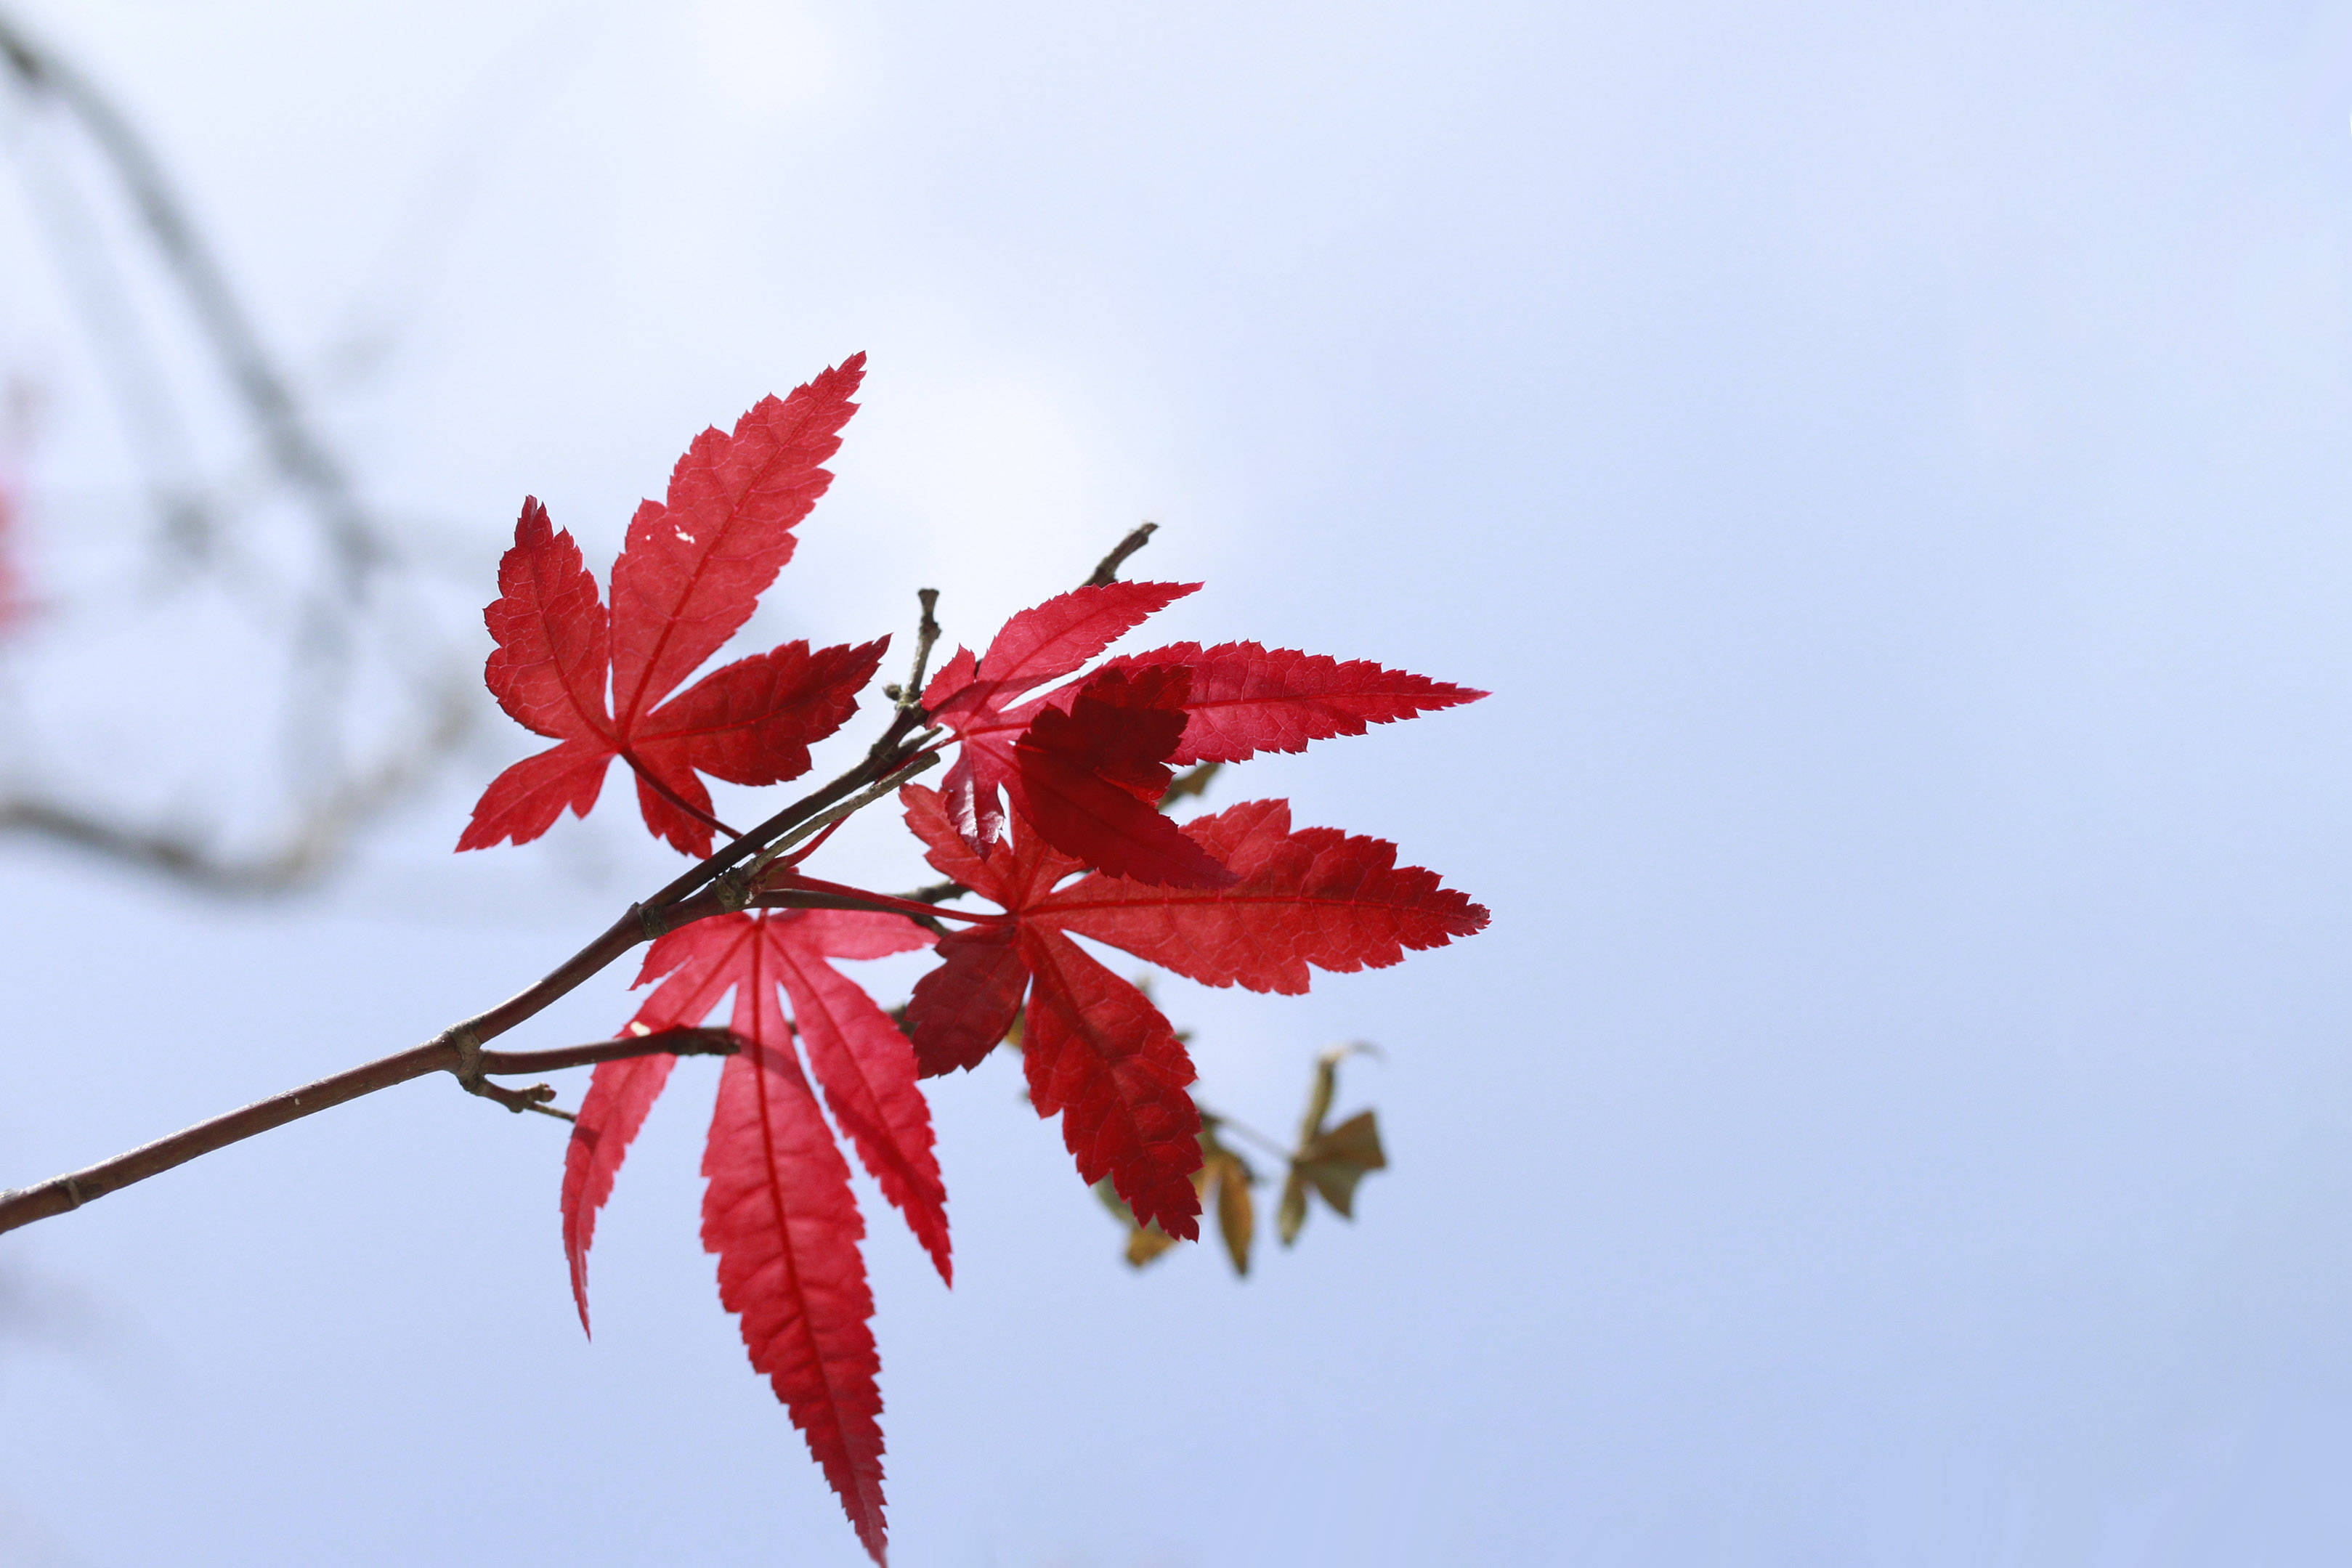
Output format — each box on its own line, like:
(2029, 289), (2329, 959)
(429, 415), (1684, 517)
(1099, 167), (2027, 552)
(884, 588), (942, 707)
(647, 713), (932, 914)
(741, 748), (938, 886)
(1084, 521), (1157, 587)
(0, 699), (938, 1238)
(479, 1027), (741, 1077)
(0, 1043), (453, 1235)
(0, 1026), (750, 1232)
(460, 1027), (747, 1121)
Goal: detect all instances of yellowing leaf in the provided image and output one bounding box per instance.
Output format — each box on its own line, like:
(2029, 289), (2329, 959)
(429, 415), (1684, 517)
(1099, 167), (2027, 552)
(1094, 1177), (1183, 1267)
(1209, 1151), (1254, 1274)
(1125, 1223), (1181, 1267)
(1196, 1116), (1257, 1275)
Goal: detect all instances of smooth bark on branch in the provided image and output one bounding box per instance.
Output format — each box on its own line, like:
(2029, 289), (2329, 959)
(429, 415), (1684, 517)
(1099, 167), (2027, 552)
(0, 1028), (746, 1236)
(479, 1028), (740, 1077)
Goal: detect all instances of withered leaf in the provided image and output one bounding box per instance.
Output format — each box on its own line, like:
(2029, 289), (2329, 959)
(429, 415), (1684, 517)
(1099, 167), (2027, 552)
(1207, 1150), (1254, 1275)
(1295, 1109), (1384, 1217)
(1199, 1116), (1257, 1275)
(1277, 1044), (1387, 1246)
(1094, 1177), (1182, 1267)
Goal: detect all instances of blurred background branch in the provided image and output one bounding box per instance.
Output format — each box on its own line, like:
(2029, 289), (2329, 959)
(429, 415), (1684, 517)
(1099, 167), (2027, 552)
(0, 4), (474, 893)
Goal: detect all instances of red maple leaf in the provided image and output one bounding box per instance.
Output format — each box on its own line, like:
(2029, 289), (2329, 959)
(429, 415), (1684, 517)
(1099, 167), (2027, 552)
(918, 580), (1199, 873)
(894, 783), (1489, 1239)
(1029, 796), (1492, 993)
(919, 582), (1483, 879)
(1069, 641), (1486, 764)
(458, 357), (885, 858)
(705, 1036), (887, 1564)
(559, 907), (937, 1565)
(563, 907), (946, 1322)
(1006, 663), (1236, 887)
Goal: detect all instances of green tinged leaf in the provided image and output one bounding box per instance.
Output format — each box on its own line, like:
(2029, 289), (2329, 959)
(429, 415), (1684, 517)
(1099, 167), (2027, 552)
(1199, 1116), (1257, 1275)
(1209, 1153), (1254, 1273)
(1158, 760), (1222, 808)
(1278, 1044), (1387, 1246)
(1296, 1109), (1384, 1216)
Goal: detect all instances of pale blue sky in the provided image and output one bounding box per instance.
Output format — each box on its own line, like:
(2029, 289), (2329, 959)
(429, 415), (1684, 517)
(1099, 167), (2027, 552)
(5, 2), (2352, 1564)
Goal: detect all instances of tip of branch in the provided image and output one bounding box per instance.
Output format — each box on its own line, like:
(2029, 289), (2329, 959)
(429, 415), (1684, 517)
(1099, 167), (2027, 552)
(1084, 521), (1159, 588)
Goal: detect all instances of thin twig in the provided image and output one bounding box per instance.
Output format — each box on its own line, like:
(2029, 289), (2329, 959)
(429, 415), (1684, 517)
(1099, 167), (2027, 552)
(1084, 521), (1157, 587)
(461, 1027), (746, 1119)
(887, 588), (941, 707)
(640, 716), (931, 917)
(1204, 1110), (1295, 1166)
(741, 747), (938, 885)
(750, 875), (1001, 927)
(479, 1028), (741, 1076)
(461, 1077), (561, 1115)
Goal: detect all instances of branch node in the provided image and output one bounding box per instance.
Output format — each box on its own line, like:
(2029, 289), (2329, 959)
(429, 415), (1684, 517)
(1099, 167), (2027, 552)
(442, 1025), (484, 1091)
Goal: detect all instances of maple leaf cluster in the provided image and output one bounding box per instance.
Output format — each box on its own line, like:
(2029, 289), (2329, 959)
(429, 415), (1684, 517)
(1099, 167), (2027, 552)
(459, 354), (1487, 1564)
